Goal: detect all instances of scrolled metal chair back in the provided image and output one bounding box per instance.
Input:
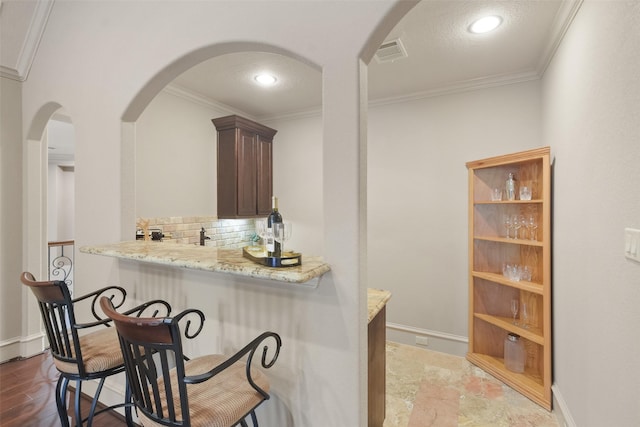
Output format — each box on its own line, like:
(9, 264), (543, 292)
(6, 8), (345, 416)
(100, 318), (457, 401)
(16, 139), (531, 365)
(101, 296), (204, 425)
(21, 271), (123, 376)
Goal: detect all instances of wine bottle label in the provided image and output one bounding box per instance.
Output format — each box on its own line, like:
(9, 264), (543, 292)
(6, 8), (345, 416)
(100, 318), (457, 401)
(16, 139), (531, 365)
(266, 228), (275, 252)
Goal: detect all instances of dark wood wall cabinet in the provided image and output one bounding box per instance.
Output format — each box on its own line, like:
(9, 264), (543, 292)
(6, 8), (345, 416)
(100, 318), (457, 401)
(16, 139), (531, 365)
(212, 115), (277, 219)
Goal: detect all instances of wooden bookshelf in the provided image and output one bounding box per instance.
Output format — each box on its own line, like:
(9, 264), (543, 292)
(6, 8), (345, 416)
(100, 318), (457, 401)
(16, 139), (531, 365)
(466, 147), (552, 410)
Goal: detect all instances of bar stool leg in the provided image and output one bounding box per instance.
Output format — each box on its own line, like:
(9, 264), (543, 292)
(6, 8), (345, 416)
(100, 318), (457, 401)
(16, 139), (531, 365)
(56, 376), (71, 427)
(250, 410), (259, 426)
(87, 377), (107, 426)
(74, 379), (82, 426)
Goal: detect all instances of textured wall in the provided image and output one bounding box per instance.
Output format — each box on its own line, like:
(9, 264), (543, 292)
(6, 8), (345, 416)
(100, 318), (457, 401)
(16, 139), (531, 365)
(16, 1), (415, 426)
(367, 81), (542, 355)
(542, 1), (640, 426)
(0, 76), (25, 360)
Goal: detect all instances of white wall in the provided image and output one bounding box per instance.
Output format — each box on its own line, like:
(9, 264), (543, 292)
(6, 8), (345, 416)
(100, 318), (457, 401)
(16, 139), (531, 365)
(47, 164), (75, 242)
(367, 81), (542, 355)
(46, 117), (75, 241)
(135, 91), (326, 256)
(16, 1), (414, 426)
(12, 0), (640, 425)
(265, 114), (324, 256)
(136, 89), (225, 218)
(0, 75), (25, 360)
(137, 78), (542, 359)
(542, 1), (640, 426)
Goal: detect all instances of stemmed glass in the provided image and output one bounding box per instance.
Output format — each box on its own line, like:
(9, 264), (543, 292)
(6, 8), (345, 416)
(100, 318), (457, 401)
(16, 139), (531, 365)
(510, 298), (519, 325)
(519, 215), (527, 239)
(521, 303), (530, 329)
(528, 215), (538, 241)
(511, 214), (521, 240)
(503, 215), (512, 239)
(255, 218), (268, 249)
(273, 222), (292, 254)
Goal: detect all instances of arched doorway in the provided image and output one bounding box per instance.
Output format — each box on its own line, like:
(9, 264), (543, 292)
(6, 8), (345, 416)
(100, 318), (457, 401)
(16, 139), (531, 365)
(120, 43), (323, 251)
(46, 113), (75, 293)
(23, 103), (76, 354)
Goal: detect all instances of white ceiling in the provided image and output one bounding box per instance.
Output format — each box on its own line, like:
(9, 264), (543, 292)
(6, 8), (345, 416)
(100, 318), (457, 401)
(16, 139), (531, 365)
(2, 0), (580, 155)
(171, 0), (578, 121)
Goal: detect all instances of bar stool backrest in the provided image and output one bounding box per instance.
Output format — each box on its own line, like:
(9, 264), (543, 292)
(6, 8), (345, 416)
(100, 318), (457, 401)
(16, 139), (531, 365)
(21, 272), (88, 376)
(101, 295), (198, 426)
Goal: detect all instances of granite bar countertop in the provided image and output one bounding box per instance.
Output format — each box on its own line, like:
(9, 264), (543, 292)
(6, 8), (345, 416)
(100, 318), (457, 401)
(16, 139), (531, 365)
(368, 288), (391, 323)
(80, 241), (331, 287)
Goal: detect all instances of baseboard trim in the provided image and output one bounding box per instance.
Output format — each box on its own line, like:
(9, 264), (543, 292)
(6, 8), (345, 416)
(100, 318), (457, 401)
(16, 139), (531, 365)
(385, 322), (468, 357)
(552, 383), (577, 427)
(386, 322), (468, 344)
(0, 333), (45, 362)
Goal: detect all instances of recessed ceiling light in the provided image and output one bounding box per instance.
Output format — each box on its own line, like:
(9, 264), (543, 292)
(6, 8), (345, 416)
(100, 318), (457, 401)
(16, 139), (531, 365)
(254, 73), (277, 86)
(469, 16), (502, 34)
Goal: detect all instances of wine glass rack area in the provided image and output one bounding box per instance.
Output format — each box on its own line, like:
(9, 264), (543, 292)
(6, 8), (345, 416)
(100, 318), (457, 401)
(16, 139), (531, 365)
(466, 147), (552, 410)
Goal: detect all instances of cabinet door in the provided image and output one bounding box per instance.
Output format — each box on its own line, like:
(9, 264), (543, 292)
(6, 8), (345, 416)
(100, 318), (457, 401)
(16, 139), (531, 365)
(236, 129), (258, 217)
(213, 115), (277, 219)
(256, 137), (273, 216)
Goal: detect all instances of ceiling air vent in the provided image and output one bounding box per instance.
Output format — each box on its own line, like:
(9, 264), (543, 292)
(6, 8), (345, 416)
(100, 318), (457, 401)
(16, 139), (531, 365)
(374, 38), (408, 64)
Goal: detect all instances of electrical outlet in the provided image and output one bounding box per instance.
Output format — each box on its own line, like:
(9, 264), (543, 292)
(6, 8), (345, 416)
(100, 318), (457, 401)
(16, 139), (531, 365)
(415, 336), (429, 346)
(625, 228), (640, 263)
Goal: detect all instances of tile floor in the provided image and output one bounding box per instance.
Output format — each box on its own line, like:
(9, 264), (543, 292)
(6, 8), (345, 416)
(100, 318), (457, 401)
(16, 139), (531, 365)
(384, 341), (560, 427)
(2, 343), (560, 427)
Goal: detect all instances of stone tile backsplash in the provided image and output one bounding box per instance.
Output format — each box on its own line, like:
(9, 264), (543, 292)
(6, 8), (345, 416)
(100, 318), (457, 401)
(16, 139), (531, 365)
(139, 216), (257, 248)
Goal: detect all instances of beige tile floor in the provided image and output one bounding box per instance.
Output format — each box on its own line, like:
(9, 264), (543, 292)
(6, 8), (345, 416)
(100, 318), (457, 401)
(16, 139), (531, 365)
(384, 342), (560, 427)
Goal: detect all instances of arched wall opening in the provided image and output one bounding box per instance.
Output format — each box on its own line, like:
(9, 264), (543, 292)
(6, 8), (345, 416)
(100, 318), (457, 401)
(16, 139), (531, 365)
(23, 101), (76, 356)
(11, 2), (443, 425)
(25, 101), (65, 280)
(120, 42), (324, 250)
(80, 4), (420, 425)
(122, 42), (321, 122)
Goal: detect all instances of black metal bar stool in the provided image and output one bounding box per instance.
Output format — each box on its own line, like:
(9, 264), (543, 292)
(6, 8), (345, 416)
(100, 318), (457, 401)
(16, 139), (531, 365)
(20, 271), (172, 426)
(100, 296), (282, 427)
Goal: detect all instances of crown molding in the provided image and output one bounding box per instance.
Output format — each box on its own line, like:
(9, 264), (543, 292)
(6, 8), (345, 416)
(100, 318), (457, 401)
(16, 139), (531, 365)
(0, 64), (22, 81)
(164, 82), (322, 123)
(162, 83), (256, 120)
(166, 69), (540, 123)
(0, 0), (54, 81)
(257, 106), (322, 124)
(536, 0), (584, 76)
(368, 70), (541, 109)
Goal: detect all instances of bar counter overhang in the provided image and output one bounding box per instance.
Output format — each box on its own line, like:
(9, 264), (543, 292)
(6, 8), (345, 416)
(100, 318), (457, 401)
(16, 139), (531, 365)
(81, 240), (331, 287)
(80, 240), (390, 425)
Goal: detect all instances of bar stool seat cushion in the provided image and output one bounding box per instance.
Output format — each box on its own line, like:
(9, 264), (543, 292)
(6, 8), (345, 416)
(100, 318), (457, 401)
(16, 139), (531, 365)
(53, 327), (123, 375)
(138, 354), (269, 427)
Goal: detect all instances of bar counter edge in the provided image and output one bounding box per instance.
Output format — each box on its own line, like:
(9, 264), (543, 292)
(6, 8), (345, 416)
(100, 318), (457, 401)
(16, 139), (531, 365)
(80, 240), (331, 288)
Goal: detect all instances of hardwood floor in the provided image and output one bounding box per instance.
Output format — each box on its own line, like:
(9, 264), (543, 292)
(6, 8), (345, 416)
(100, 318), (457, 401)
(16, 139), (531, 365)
(0, 351), (127, 427)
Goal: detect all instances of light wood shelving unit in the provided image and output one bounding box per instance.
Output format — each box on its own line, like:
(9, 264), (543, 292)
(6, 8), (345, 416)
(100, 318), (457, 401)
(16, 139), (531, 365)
(466, 147), (552, 410)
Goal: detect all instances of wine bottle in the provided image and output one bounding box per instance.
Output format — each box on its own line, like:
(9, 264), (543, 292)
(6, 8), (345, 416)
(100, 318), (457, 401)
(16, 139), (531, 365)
(266, 196), (283, 258)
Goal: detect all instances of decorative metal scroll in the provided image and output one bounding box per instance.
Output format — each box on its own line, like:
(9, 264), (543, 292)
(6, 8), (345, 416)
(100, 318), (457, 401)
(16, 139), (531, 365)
(48, 240), (74, 294)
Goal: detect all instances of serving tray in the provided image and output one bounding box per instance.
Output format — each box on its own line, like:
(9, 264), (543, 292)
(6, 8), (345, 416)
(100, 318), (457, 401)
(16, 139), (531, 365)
(242, 246), (302, 267)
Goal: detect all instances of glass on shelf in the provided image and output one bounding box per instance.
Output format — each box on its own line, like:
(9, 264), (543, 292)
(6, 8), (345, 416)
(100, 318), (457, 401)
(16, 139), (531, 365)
(521, 302), (530, 329)
(510, 298), (519, 325)
(519, 185), (532, 201)
(528, 215), (538, 241)
(502, 264), (532, 282)
(503, 215), (512, 239)
(511, 214), (521, 239)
